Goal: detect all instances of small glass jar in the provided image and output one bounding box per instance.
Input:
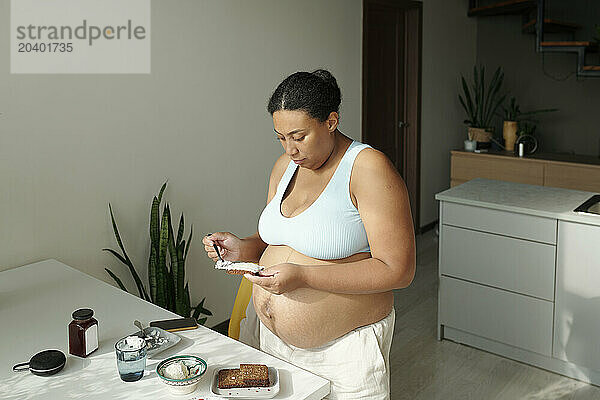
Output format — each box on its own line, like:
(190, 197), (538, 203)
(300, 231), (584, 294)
(68, 308), (99, 358)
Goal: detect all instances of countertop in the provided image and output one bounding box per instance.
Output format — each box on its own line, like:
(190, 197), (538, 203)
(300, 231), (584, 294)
(435, 178), (600, 227)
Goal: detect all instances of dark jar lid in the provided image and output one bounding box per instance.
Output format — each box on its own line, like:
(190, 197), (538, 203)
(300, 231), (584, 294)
(72, 308), (94, 321)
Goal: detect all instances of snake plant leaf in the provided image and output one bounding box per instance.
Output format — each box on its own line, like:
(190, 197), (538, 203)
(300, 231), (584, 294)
(167, 206), (181, 304)
(102, 248), (128, 266)
(107, 205), (150, 301)
(472, 66), (480, 125)
(195, 297), (213, 316)
(461, 77), (475, 122)
(184, 225), (193, 261)
(167, 268), (176, 312)
(485, 94), (507, 128)
(178, 282), (190, 317)
(108, 204), (130, 264)
(482, 67), (503, 123)
(176, 214), (184, 248)
(177, 243), (185, 294)
(177, 246), (187, 317)
(192, 305), (201, 320)
(103, 247), (149, 301)
(459, 95), (472, 125)
(197, 317), (207, 326)
(483, 69), (504, 126)
(156, 206), (170, 308)
(150, 196), (160, 252)
(157, 181), (167, 204)
(149, 246), (158, 303)
(105, 268), (128, 292)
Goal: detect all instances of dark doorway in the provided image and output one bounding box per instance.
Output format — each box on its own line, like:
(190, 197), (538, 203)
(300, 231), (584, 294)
(362, 0), (422, 231)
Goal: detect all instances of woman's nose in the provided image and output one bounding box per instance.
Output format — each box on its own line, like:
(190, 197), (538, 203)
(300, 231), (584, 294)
(284, 141), (298, 156)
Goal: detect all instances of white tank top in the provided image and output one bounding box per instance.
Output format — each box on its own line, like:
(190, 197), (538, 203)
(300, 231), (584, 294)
(258, 140), (372, 260)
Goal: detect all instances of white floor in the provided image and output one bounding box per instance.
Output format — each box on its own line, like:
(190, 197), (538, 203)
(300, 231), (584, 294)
(390, 230), (600, 400)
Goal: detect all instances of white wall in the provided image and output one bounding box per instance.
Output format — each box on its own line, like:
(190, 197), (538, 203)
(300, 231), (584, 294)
(419, 0), (477, 227)
(0, 0), (363, 324)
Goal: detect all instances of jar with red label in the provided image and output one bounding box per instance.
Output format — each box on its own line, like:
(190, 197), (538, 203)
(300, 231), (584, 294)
(68, 308), (98, 358)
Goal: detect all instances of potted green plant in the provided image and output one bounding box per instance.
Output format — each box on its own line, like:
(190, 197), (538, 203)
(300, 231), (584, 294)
(498, 97), (557, 152)
(459, 65), (506, 151)
(104, 182), (212, 324)
(515, 121), (539, 155)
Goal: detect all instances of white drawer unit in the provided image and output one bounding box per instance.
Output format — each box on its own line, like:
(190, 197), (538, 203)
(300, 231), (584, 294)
(436, 181), (600, 387)
(442, 202), (557, 244)
(439, 276), (554, 356)
(553, 221), (600, 372)
(440, 225), (556, 301)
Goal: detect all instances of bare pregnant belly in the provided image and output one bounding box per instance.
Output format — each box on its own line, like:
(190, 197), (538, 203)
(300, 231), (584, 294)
(253, 245), (394, 349)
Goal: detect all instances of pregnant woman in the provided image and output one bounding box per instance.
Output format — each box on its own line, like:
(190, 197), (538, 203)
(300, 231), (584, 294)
(203, 69), (415, 399)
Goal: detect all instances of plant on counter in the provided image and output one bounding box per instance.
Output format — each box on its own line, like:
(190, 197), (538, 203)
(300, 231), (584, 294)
(497, 97), (557, 151)
(498, 97), (557, 123)
(104, 182), (212, 324)
(459, 65), (507, 145)
(517, 121), (537, 137)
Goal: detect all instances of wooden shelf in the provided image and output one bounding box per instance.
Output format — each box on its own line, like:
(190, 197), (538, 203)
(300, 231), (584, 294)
(468, 0), (536, 17)
(583, 66), (600, 71)
(522, 19), (580, 34)
(541, 41), (594, 47)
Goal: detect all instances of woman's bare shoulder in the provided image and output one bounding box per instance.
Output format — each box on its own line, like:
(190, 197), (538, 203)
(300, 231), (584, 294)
(351, 147), (406, 195)
(270, 153), (290, 186)
(266, 153), (291, 202)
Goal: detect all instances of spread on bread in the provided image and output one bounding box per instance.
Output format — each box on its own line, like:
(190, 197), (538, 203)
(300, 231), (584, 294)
(214, 260), (264, 275)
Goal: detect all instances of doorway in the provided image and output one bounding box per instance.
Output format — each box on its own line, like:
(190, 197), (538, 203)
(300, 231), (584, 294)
(362, 0), (422, 231)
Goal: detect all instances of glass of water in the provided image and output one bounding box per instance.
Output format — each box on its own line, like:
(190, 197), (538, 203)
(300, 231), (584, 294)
(115, 336), (147, 382)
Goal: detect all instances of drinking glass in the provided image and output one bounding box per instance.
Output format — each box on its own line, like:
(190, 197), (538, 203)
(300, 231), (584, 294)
(115, 336), (147, 382)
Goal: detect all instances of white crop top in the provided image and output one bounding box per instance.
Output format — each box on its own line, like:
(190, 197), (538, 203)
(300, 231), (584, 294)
(258, 140), (372, 260)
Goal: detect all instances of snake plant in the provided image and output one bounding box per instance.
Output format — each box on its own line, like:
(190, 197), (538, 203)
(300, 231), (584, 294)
(459, 65), (506, 130)
(497, 96), (557, 122)
(104, 182), (212, 324)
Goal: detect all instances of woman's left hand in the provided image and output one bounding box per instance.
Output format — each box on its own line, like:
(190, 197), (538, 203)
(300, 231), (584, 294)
(244, 263), (306, 295)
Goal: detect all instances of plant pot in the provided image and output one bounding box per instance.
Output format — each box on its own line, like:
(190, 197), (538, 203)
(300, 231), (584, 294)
(464, 139), (477, 152)
(503, 121), (518, 152)
(467, 127), (492, 143)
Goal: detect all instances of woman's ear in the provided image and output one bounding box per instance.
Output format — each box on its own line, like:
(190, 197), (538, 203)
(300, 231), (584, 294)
(327, 112), (339, 133)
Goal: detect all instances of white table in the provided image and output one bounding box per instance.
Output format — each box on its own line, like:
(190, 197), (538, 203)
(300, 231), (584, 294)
(0, 260), (330, 399)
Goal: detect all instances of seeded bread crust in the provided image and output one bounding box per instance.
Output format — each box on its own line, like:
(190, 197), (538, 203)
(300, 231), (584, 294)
(240, 364), (269, 387)
(217, 364), (270, 388)
(217, 368), (242, 389)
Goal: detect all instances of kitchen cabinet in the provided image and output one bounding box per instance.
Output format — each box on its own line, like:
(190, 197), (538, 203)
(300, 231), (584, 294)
(436, 179), (600, 386)
(553, 221), (600, 371)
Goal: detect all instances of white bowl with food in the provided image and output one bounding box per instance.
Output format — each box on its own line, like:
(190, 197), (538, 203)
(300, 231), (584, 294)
(156, 355), (207, 395)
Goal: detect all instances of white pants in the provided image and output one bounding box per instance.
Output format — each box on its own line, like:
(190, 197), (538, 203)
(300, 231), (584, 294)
(259, 309), (395, 400)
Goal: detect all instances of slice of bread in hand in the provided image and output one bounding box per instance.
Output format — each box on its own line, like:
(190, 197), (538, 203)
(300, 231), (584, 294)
(215, 260), (264, 275)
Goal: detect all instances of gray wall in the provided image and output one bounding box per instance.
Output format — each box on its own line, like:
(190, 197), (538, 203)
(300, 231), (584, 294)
(419, 0), (478, 227)
(476, 5), (600, 156)
(0, 0), (363, 324)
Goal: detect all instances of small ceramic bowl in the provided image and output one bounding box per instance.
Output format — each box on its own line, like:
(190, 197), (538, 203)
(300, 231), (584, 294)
(156, 355), (207, 395)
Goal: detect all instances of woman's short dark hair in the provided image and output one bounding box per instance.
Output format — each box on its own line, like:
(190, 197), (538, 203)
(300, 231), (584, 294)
(267, 69), (342, 122)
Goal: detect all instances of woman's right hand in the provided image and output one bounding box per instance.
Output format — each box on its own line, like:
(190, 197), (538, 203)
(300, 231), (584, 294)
(202, 232), (243, 262)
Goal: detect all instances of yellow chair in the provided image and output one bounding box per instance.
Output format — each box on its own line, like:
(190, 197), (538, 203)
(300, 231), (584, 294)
(228, 277), (253, 339)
